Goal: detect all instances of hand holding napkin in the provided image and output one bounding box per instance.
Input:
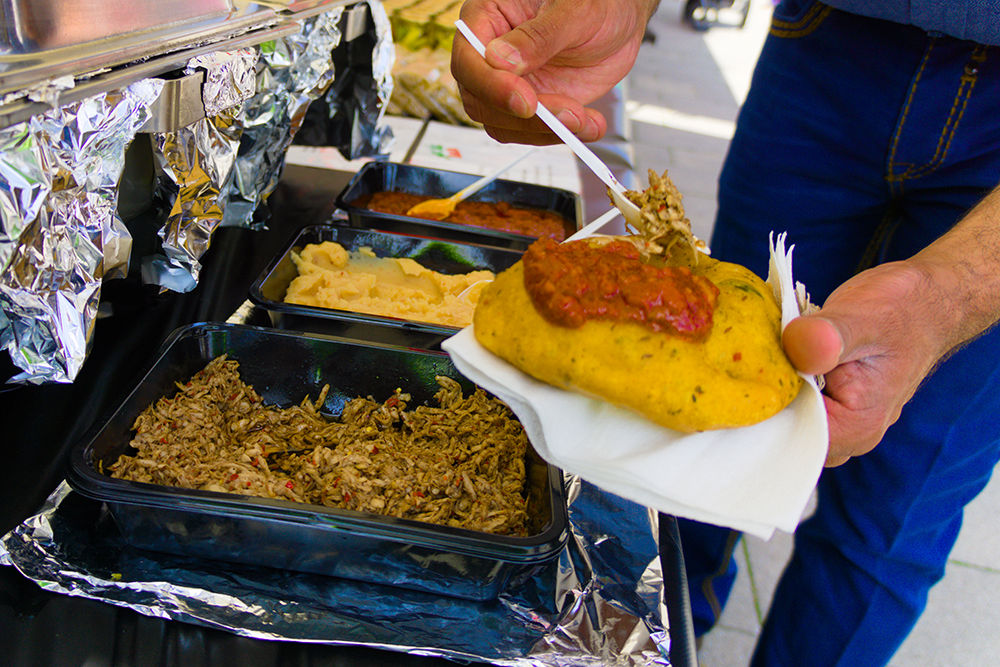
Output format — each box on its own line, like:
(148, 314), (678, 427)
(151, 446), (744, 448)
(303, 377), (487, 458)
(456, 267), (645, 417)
(442, 233), (827, 539)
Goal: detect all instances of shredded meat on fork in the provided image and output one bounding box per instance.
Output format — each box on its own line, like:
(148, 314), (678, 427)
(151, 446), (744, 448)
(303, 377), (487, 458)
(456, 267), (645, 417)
(107, 355), (531, 536)
(622, 168), (709, 266)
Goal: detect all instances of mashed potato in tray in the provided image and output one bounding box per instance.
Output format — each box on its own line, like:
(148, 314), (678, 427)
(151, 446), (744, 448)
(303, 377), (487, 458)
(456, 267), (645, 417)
(284, 241), (495, 327)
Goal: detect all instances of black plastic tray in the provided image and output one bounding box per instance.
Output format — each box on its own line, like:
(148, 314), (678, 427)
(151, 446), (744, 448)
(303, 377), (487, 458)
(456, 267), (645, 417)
(335, 161), (582, 250)
(66, 323), (569, 601)
(248, 225), (523, 349)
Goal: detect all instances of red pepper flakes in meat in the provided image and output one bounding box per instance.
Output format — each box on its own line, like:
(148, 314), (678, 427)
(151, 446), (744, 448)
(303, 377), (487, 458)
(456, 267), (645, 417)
(107, 355), (532, 536)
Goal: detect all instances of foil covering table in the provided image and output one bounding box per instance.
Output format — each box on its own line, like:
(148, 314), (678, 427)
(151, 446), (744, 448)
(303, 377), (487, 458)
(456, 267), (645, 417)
(3, 477), (670, 665)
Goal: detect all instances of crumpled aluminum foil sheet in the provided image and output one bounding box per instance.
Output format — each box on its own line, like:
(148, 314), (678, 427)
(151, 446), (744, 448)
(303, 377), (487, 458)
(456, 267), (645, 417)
(142, 49), (258, 293)
(359, 0), (396, 156)
(191, 49), (259, 118)
(0, 75), (77, 108)
(220, 10), (344, 230)
(304, 0), (394, 160)
(0, 478), (670, 666)
(0, 79), (165, 384)
(0, 3), (390, 377)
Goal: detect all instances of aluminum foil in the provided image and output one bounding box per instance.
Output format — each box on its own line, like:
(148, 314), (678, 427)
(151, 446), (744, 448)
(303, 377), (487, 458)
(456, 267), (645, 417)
(143, 49), (258, 292)
(297, 0), (393, 159)
(0, 477), (671, 665)
(220, 10), (343, 230)
(0, 123), (50, 272)
(189, 49), (259, 118)
(362, 0), (396, 155)
(0, 79), (164, 384)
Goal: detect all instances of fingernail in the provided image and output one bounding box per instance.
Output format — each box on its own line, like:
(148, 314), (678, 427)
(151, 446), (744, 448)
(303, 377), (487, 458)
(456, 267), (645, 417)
(556, 109), (582, 132)
(509, 91), (531, 118)
(490, 40), (523, 68)
(816, 316), (846, 359)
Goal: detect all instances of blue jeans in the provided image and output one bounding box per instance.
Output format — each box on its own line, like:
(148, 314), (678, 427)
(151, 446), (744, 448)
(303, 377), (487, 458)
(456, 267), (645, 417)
(680, 2), (1000, 665)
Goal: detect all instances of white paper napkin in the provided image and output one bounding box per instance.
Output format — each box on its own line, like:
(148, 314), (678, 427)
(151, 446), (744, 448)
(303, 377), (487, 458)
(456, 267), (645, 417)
(442, 233), (828, 539)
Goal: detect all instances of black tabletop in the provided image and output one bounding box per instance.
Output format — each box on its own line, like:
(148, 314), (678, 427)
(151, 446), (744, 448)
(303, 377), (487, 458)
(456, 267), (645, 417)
(0, 172), (444, 666)
(0, 168), (695, 667)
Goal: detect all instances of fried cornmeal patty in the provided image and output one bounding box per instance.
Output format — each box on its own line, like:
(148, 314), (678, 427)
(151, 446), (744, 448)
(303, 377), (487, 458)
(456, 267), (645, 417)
(473, 237), (802, 432)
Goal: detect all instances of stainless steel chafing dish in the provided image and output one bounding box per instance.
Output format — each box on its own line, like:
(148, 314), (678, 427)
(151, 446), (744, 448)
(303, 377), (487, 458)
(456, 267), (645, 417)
(0, 0), (365, 130)
(0, 0), (394, 384)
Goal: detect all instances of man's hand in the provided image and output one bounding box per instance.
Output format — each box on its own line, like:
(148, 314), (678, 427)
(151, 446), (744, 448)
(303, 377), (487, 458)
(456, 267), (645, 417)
(783, 186), (1000, 466)
(452, 0), (659, 144)
(783, 263), (945, 466)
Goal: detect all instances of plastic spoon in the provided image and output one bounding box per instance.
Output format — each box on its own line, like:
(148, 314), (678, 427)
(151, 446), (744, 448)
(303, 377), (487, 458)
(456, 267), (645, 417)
(454, 20), (643, 228)
(405, 147), (539, 220)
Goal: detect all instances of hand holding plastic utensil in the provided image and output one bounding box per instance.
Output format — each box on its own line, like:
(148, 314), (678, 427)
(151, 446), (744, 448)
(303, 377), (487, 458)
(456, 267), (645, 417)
(453, 19), (643, 228)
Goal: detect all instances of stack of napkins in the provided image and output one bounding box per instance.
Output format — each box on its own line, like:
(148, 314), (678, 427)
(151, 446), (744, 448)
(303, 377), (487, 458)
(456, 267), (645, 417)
(442, 234), (827, 539)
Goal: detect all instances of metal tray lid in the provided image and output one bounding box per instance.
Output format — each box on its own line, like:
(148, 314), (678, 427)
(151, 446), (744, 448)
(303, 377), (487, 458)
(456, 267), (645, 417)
(0, 0), (351, 128)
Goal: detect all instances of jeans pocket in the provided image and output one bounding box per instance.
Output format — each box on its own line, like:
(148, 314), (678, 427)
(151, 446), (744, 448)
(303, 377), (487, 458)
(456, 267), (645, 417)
(771, 0), (832, 37)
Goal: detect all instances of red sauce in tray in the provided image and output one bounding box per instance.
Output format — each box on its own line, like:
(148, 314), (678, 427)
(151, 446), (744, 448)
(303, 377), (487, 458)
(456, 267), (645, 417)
(353, 191), (569, 240)
(522, 237), (719, 339)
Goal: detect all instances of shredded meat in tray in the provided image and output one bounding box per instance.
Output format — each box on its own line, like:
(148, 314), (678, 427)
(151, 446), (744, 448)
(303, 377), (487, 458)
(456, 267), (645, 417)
(108, 355), (531, 536)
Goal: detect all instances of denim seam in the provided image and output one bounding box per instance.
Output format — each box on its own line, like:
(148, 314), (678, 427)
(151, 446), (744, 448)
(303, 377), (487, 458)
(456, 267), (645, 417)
(904, 47), (987, 181)
(855, 208), (900, 273)
(887, 39), (935, 195)
(897, 77), (968, 180)
(770, 4), (833, 38)
(771, 1), (825, 30)
(890, 46), (987, 186)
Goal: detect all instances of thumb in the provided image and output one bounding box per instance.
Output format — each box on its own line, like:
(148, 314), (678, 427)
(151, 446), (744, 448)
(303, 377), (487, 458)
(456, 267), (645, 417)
(782, 315), (846, 376)
(484, 8), (574, 76)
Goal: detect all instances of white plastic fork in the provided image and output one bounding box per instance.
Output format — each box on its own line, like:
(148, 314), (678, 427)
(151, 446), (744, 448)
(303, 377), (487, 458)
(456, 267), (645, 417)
(564, 208), (622, 242)
(454, 19), (643, 229)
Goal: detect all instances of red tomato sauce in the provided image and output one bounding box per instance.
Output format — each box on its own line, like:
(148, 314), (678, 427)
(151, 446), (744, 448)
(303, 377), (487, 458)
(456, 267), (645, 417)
(353, 191), (570, 240)
(522, 237), (719, 340)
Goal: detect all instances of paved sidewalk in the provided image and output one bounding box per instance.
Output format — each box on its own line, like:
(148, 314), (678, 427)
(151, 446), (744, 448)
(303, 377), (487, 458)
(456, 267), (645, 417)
(626, 2), (1000, 665)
